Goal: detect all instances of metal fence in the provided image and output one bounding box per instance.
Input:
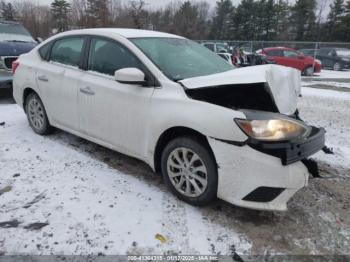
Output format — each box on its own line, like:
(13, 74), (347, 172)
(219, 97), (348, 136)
(196, 40), (350, 53)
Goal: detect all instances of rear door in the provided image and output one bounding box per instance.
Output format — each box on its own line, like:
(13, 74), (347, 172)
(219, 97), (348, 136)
(36, 36), (86, 131)
(77, 37), (154, 157)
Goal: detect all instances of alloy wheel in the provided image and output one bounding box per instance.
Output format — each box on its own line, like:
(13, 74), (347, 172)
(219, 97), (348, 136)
(167, 147), (208, 197)
(28, 97), (45, 131)
(333, 62), (341, 71)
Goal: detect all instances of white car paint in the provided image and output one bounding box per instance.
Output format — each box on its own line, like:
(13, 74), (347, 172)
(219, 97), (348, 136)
(13, 28), (317, 211)
(180, 64), (301, 115)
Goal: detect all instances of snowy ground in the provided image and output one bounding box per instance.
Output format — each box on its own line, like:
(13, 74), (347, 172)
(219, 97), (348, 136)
(308, 69), (350, 79)
(0, 84), (350, 256)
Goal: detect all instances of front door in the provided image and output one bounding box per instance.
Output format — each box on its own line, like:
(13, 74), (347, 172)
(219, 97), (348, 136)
(281, 50), (305, 71)
(78, 37), (154, 158)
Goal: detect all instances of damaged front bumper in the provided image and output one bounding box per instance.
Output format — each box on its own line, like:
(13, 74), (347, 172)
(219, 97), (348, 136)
(208, 127), (325, 211)
(248, 127), (325, 165)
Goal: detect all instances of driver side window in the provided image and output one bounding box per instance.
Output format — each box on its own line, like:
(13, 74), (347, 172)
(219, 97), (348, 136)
(88, 38), (143, 76)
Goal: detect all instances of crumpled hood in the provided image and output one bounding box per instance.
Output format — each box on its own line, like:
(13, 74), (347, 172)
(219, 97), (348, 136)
(0, 41), (37, 56)
(179, 64), (301, 115)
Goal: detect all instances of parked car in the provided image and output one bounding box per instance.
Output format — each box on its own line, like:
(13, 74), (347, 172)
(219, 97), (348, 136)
(314, 48), (350, 71)
(202, 42), (229, 53)
(0, 21), (37, 89)
(299, 48), (317, 57)
(257, 47), (322, 76)
(13, 29), (325, 211)
(217, 52), (234, 65)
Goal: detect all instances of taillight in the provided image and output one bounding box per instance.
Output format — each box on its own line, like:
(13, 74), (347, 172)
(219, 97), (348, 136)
(12, 60), (19, 74)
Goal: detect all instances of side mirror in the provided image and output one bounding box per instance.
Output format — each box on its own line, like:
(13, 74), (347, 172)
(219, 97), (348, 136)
(115, 68), (146, 85)
(36, 37), (43, 43)
(297, 55), (304, 59)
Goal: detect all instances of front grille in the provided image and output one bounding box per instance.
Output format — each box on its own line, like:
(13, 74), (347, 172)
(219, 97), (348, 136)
(3, 57), (18, 70)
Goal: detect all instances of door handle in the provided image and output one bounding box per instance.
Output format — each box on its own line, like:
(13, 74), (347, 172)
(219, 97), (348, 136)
(79, 86), (95, 95)
(37, 75), (49, 82)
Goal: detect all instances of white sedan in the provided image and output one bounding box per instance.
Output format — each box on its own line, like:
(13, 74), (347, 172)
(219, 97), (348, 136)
(12, 29), (325, 211)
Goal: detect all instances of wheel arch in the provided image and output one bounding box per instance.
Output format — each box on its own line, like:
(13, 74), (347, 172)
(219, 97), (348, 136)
(153, 126), (217, 174)
(23, 87), (38, 112)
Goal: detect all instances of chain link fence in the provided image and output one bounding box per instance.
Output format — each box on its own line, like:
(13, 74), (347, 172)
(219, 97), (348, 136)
(197, 40), (350, 80)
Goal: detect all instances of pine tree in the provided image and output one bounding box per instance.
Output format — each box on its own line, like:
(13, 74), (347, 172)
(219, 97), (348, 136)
(339, 0), (350, 41)
(86, 0), (109, 27)
(50, 0), (71, 32)
(290, 0), (317, 40)
(0, 1), (17, 21)
(210, 0), (234, 40)
(327, 0), (345, 40)
(232, 0), (257, 40)
(173, 1), (199, 38)
(274, 0), (291, 40)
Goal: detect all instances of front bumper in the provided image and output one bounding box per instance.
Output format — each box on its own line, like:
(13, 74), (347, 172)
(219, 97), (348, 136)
(0, 70), (13, 89)
(248, 127), (325, 165)
(208, 127), (325, 211)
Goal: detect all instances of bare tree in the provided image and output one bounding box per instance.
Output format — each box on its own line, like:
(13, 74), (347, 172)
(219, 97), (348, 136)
(129, 0), (148, 29)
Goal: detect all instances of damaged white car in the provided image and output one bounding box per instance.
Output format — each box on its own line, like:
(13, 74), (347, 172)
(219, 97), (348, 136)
(12, 29), (325, 211)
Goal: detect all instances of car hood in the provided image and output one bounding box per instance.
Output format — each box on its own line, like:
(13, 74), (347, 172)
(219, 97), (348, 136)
(0, 41), (37, 56)
(179, 64), (301, 115)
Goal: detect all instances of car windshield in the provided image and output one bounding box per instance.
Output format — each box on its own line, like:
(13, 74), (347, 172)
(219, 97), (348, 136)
(131, 37), (233, 81)
(0, 23), (36, 43)
(336, 49), (350, 57)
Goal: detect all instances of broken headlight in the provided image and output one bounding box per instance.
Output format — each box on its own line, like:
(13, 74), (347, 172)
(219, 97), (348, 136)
(235, 113), (311, 141)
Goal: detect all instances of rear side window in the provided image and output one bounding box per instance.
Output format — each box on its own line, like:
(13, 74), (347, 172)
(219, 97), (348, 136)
(50, 37), (84, 67)
(283, 50), (299, 57)
(38, 43), (51, 60)
(88, 38), (143, 76)
(266, 50), (283, 56)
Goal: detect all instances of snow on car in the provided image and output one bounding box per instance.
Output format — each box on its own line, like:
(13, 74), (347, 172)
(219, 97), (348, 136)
(12, 28), (325, 211)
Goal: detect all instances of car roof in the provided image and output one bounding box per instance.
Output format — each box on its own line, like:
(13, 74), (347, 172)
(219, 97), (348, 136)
(263, 46), (295, 51)
(58, 28), (184, 39)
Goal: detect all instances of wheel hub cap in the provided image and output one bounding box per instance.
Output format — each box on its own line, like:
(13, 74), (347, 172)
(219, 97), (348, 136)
(28, 98), (44, 130)
(167, 147), (208, 197)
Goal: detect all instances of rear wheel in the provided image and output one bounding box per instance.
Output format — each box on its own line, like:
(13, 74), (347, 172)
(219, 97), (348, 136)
(333, 62), (342, 71)
(161, 136), (218, 206)
(25, 93), (52, 135)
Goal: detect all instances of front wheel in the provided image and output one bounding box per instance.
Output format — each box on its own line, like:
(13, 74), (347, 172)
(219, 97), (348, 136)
(161, 137), (218, 206)
(25, 92), (53, 135)
(304, 66), (314, 76)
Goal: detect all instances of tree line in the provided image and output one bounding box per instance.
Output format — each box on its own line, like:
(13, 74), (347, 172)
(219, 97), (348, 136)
(1, 0), (350, 42)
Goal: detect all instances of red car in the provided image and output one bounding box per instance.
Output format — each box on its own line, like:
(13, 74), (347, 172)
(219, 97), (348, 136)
(257, 47), (322, 76)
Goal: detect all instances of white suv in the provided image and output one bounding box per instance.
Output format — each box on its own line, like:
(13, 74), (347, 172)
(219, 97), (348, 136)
(13, 29), (325, 211)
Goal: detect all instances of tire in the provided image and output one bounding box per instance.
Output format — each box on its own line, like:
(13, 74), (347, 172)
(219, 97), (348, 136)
(25, 92), (53, 135)
(303, 66), (314, 76)
(333, 62), (342, 71)
(161, 136), (218, 206)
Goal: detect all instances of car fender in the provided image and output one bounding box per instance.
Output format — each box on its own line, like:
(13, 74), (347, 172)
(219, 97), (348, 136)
(146, 85), (248, 169)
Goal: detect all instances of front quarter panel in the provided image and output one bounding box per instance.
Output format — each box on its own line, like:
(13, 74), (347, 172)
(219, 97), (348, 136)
(147, 83), (248, 168)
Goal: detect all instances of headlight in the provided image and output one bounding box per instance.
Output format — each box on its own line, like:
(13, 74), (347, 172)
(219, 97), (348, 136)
(235, 118), (311, 141)
(315, 59), (322, 65)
